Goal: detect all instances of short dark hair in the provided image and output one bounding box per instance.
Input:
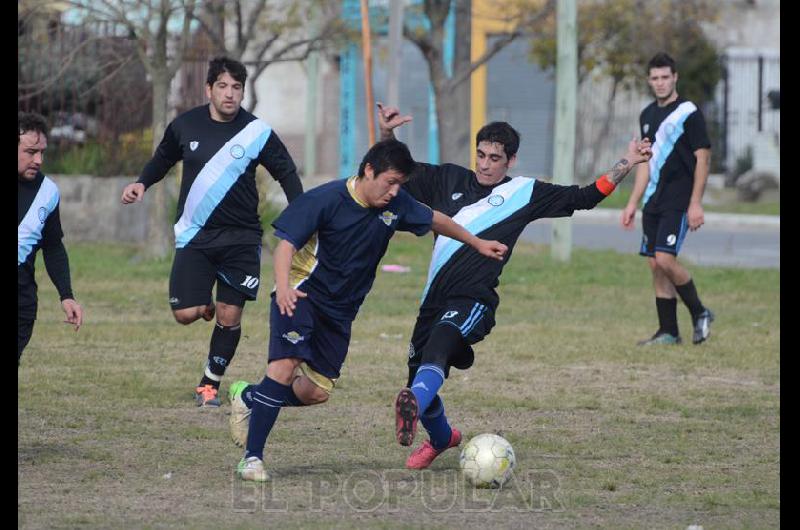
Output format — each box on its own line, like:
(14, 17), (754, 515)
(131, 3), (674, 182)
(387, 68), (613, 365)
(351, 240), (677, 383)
(19, 112), (48, 142)
(357, 139), (415, 179)
(476, 122), (520, 159)
(647, 52), (677, 74)
(207, 56), (248, 86)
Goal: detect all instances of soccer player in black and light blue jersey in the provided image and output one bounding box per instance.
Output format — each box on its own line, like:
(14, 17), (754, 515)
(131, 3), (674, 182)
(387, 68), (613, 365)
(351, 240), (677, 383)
(621, 53), (715, 346)
(18, 112), (83, 365)
(376, 103), (653, 470)
(121, 57), (303, 407)
(227, 139), (508, 481)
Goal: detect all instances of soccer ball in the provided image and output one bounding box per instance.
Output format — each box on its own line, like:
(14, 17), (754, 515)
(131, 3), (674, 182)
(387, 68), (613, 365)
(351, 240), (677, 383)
(459, 433), (516, 488)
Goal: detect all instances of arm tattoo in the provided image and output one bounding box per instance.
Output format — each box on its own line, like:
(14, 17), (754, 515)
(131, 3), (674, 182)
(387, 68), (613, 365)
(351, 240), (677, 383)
(608, 158), (631, 184)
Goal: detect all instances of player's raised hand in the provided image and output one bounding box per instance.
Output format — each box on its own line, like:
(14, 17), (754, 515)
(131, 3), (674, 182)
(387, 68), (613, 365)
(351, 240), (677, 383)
(476, 239), (508, 261)
(121, 182), (145, 204)
(376, 102), (412, 139)
(61, 298), (83, 331)
(627, 137), (653, 165)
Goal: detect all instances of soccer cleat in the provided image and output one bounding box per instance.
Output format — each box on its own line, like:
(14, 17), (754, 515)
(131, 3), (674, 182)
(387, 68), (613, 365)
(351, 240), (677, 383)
(237, 456), (269, 482)
(637, 332), (682, 346)
(229, 380), (252, 447)
(395, 388), (419, 446)
(202, 302), (216, 322)
(692, 308), (715, 344)
(195, 384), (221, 407)
(406, 428), (463, 470)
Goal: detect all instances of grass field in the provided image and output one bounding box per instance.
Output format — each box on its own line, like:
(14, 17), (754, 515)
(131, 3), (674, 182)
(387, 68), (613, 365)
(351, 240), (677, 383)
(18, 237), (779, 528)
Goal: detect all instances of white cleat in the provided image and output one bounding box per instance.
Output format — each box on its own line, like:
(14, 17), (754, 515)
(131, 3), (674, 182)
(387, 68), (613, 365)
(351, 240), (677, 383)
(237, 456), (270, 482)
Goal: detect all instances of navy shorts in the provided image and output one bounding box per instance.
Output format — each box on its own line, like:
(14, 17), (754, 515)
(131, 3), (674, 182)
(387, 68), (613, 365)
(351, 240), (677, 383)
(267, 295), (352, 380)
(169, 244), (261, 310)
(408, 298), (495, 378)
(18, 317), (35, 364)
(639, 210), (689, 257)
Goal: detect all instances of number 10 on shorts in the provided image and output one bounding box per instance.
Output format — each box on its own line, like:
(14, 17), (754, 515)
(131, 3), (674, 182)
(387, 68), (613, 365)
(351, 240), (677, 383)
(241, 275), (259, 289)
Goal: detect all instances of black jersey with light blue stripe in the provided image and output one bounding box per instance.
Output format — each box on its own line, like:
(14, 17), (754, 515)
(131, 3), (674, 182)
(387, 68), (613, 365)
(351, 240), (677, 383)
(272, 178), (433, 321)
(138, 105), (302, 249)
(639, 97), (710, 212)
(18, 172), (73, 315)
(404, 163), (607, 311)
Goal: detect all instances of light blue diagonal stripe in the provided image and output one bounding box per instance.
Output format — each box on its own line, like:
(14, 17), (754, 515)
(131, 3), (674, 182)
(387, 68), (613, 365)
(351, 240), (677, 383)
(421, 178), (535, 303)
(643, 102), (696, 207)
(18, 177), (60, 265)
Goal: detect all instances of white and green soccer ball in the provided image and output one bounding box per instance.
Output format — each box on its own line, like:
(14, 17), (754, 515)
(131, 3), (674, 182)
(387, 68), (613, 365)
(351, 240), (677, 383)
(459, 433), (516, 488)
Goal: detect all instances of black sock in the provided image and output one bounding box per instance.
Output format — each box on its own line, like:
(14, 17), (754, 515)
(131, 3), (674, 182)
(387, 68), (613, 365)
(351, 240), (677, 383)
(655, 297), (679, 336)
(199, 322), (242, 389)
(675, 279), (704, 320)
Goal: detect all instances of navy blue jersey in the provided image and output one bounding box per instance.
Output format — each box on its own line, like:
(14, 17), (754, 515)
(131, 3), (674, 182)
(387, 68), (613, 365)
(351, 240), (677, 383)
(404, 163), (608, 312)
(639, 97), (711, 212)
(272, 177), (433, 321)
(138, 105), (302, 249)
(18, 172), (73, 316)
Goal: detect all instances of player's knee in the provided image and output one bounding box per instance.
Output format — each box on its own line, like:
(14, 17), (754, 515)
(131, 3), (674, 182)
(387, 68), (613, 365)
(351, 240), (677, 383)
(654, 252), (676, 270)
(305, 386), (330, 405)
(215, 302), (242, 327)
(173, 309), (198, 325)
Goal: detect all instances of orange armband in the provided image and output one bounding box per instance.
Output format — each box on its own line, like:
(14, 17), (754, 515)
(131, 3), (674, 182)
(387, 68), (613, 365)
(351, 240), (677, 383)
(595, 174), (616, 196)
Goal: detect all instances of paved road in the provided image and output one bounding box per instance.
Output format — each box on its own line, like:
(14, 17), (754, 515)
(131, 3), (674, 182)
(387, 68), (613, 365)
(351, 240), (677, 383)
(520, 209), (780, 269)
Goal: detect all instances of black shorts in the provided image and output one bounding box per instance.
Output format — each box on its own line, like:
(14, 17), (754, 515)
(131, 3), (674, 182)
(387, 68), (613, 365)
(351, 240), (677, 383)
(267, 295), (352, 380)
(169, 244), (262, 310)
(407, 298), (495, 379)
(639, 210), (689, 257)
(18, 317), (35, 364)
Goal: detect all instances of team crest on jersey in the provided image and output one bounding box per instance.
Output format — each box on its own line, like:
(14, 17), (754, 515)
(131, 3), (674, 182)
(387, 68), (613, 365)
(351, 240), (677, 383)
(230, 144), (245, 159)
(488, 194), (504, 207)
(189, 141), (199, 151)
(37, 207), (47, 224)
(643, 123), (650, 134)
(282, 331), (305, 345)
(451, 192), (463, 201)
(379, 211), (398, 226)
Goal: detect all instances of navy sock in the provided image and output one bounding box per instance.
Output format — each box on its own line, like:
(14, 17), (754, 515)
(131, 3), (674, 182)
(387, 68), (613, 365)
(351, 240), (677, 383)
(245, 376), (291, 460)
(421, 395), (452, 450)
(675, 279), (705, 319)
(199, 323), (241, 389)
(410, 364), (445, 415)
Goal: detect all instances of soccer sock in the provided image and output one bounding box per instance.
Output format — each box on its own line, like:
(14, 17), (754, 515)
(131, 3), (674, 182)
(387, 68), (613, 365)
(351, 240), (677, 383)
(421, 395), (453, 450)
(655, 297), (679, 336)
(199, 323), (242, 389)
(245, 376), (291, 460)
(409, 363), (445, 415)
(675, 279), (705, 319)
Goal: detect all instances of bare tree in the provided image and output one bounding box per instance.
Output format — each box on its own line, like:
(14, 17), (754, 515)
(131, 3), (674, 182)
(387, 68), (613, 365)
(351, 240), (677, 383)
(193, 0), (345, 112)
(403, 0), (555, 165)
(67, 0), (197, 259)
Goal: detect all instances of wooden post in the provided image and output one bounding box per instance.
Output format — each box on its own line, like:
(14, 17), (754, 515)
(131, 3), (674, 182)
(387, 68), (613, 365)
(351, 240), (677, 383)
(359, 0), (376, 145)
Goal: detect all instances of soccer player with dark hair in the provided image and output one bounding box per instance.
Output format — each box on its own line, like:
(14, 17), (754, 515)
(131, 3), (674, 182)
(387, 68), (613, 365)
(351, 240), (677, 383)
(121, 56), (303, 407)
(376, 103), (652, 469)
(18, 112), (83, 364)
(227, 139), (509, 481)
(621, 52), (715, 346)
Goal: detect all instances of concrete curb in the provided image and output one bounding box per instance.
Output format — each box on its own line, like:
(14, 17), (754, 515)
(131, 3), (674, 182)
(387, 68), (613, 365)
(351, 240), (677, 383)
(573, 208), (780, 229)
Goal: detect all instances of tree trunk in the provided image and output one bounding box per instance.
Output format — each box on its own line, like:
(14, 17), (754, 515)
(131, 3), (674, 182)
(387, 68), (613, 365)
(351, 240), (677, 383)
(144, 68), (173, 259)
(438, 0), (471, 166)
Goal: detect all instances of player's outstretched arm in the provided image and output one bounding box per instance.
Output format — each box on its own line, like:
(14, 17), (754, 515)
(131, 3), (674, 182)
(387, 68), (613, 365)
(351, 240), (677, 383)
(273, 239), (307, 317)
(601, 137), (652, 190)
(377, 102), (412, 141)
(431, 211), (507, 260)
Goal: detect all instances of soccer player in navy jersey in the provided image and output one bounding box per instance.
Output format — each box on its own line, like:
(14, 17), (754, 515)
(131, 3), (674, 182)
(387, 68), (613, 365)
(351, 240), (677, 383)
(121, 57), (303, 407)
(376, 103), (652, 469)
(18, 112), (83, 365)
(228, 139), (508, 481)
(621, 52), (715, 346)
